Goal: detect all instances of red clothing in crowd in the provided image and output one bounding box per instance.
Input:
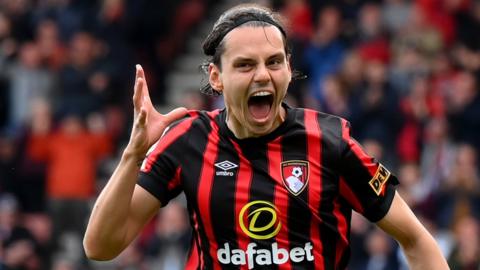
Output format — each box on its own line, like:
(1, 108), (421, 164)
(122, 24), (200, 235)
(28, 130), (112, 200)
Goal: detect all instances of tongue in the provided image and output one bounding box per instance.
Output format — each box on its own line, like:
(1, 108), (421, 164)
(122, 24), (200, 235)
(248, 101), (271, 119)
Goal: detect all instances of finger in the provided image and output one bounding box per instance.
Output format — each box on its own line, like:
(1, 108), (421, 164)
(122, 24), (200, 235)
(136, 64), (145, 79)
(133, 65), (141, 103)
(135, 99), (148, 128)
(137, 106), (147, 128)
(135, 64), (142, 80)
(133, 77), (144, 112)
(163, 107), (188, 125)
(136, 65), (153, 103)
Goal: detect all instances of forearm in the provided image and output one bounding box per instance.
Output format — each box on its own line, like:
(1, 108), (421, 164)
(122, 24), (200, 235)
(400, 231), (450, 270)
(83, 63), (186, 260)
(83, 151), (142, 260)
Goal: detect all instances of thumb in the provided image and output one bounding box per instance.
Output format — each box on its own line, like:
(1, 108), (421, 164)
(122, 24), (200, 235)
(163, 107), (188, 125)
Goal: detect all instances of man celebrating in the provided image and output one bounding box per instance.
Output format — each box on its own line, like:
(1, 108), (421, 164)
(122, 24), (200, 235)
(84, 4), (449, 269)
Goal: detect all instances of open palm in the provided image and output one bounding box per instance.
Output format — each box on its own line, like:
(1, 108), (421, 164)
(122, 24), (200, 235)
(127, 65), (187, 159)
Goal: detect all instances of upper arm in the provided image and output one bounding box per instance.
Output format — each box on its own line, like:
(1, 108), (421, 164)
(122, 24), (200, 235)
(122, 184), (161, 248)
(338, 119), (398, 222)
(376, 191), (429, 248)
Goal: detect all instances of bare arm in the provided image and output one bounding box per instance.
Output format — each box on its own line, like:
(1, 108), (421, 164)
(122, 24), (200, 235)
(376, 191), (450, 269)
(83, 154), (160, 260)
(83, 65), (187, 260)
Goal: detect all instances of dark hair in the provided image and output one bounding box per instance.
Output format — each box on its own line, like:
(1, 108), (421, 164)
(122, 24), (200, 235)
(200, 4), (305, 96)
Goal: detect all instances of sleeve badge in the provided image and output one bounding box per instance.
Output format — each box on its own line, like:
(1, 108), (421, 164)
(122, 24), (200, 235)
(368, 164), (391, 196)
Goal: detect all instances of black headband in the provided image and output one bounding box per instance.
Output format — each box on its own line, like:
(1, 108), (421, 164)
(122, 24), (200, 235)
(205, 15), (287, 56)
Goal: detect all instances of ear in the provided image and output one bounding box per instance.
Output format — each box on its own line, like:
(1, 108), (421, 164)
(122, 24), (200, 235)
(208, 63), (223, 93)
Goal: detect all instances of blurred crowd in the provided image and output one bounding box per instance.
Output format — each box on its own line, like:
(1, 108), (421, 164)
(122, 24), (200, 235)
(0, 0), (479, 269)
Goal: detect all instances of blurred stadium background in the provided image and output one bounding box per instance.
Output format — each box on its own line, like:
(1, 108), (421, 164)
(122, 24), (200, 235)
(0, 0), (479, 269)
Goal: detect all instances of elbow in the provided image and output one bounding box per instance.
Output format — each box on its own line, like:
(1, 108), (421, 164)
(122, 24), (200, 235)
(396, 230), (423, 252)
(84, 249), (115, 261)
(398, 230), (435, 255)
(83, 235), (119, 261)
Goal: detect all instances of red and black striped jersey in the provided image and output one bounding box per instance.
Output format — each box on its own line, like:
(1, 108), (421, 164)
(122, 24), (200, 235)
(138, 104), (398, 270)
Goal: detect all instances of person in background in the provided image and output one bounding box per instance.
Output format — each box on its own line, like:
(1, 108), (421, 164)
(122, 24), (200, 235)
(27, 102), (112, 265)
(0, 194), (42, 270)
(144, 200), (191, 270)
(448, 214), (479, 270)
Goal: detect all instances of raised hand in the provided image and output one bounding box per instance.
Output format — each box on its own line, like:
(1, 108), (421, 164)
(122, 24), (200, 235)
(125, 65), (187, 159)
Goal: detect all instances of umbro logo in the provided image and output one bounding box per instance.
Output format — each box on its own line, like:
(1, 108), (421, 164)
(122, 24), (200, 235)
(215, 160), (238, 176)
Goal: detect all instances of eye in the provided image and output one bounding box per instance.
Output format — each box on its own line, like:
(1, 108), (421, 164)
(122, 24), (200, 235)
(237, 62), (251, 67)
(234, 62), (254, 71)
(268, 58), (283, 69)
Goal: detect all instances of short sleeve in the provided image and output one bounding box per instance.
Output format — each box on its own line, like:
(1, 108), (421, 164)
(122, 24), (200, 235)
(338, 120), (399, 222)
(138, 118), (194, 207)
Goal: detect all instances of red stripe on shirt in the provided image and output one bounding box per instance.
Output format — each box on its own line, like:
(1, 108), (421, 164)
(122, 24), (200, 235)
(197, 117), (221, 270)
(185, 233), (199, 270)
(206, 109), (221, 119)
(340, 119), (377, 176)
(142, 115), (197, 173)
(339, 177), (364, 214)
(332, 197), (349, 268)
(187, 110), (200, 117)
(304, 109), (324, 269)
(231, 140), (253, 270)
(268, 136), (292, 270)
(186, 211), (204, 269)
(167, 167), (182, 191)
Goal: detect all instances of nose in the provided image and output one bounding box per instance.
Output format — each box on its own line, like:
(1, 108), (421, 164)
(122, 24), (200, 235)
(253, 64), (271, 85)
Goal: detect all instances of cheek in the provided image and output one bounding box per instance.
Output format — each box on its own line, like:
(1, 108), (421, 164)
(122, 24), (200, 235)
(223, 74), (250, 99)
(273, 71), (291, 95)
(223, 88), (243, 111)
(224, 92), (239, 106)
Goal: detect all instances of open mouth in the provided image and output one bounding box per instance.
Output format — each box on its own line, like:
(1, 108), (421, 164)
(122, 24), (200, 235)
(248, 91), (274, 120)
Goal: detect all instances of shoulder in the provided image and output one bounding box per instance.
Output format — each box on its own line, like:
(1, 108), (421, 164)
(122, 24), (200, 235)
(300, 108), (347, 132)
(164, 109), (222, 136)
(187, 109), (222, 130)
(188, 109), (222, 123)
(296, 108), (349, 154)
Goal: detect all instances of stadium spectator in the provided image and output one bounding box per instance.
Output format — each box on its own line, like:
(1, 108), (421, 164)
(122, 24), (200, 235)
(144, 200), (190, 270)
(57, 31), (111, 117)
(27, 107), (112, 264)
(448, 214), (480, 269)
(34, 19), (67, 71)
(0, 193), (42, 270)
(436, 144), (480, 228)
(363, 228), (399, 270)
(446, 71), (480, 152)
(4, 42), (57, 132)
(419, 117), (457, 209)
(303, 5), (346, 106)
(349, 59), (401, 152)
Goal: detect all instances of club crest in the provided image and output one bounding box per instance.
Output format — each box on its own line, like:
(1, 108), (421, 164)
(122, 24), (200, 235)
(281, 160), (309, 195)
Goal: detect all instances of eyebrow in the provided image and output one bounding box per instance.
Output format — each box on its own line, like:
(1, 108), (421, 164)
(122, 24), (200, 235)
(232, 52), (285, 62)
(232, 56), (255, 62)
(267, 52), (285, 60)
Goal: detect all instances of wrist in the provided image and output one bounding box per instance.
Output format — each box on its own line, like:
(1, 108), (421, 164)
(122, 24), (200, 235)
(121, 149), (145, 167)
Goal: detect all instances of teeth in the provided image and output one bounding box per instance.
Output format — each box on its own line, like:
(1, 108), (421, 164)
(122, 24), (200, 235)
(252, 91), (271, 97)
